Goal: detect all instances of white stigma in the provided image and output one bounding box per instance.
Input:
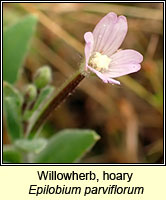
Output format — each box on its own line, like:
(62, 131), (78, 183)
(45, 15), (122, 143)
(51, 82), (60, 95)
(88, 52), (111, 72)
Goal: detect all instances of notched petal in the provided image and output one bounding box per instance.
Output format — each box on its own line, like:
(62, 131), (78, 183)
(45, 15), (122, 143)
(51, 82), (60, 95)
(102, 15), (128, 56)
(93, 12), (118, 52)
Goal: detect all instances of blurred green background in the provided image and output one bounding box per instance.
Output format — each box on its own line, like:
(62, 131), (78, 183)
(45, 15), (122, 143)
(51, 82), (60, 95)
(3, 3), (163, 163)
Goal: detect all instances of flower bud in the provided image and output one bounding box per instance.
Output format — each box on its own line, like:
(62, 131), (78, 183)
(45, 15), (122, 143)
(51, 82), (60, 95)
(33, 66), (52, 89)
(24, 84), (37, 102)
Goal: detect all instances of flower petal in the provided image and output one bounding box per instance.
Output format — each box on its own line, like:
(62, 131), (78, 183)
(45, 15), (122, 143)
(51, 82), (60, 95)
(104, 49), (143, 78)
(103, 15), (128, 56)
(93, 12), (118, 52)
(84, 32), (94, 70)
(87, 65), (120, 85)
(110, 49), (143, 65)
(105, 77), (120, 85)
(104, 63), (141, 78)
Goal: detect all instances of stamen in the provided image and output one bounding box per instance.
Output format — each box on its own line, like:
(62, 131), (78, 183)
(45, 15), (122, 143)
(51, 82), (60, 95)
(88, 52), (111, 72)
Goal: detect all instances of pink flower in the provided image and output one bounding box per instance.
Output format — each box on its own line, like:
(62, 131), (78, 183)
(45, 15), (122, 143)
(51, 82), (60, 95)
(84, 12), (143, 85)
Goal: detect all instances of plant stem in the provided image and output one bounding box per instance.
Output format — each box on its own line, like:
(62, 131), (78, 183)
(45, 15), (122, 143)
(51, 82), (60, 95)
(30, 69), (85, 134)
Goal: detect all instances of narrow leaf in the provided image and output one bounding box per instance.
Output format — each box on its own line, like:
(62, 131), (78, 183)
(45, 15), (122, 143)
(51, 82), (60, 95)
(3, 97), (23, 141)
(3, 81), (23, 106)
(26, 86), (54, 137)
(24, 86), (54, 121)
(34, 129), (100, 163)
(33, 86), (55, 111)
(3, 82), (23, 141)
(3, 15), (38, 83)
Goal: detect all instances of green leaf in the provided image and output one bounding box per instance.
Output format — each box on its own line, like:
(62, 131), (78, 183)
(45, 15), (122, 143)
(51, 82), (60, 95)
(33, 86), (54, 111)
(34, 129), (100, 163)
(25, 86), (54, 137)
(3, 81), (23, 106)
(3, 15), (38, 83)
(14, 138), (47, 154)
(3, 145), (23, 163)
(3, 82), (23, 141)
(24, 86), (54, 121)
(3, 97), (23, 142)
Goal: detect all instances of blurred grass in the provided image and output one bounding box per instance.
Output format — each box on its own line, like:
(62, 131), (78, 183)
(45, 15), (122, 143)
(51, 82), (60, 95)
(3, 2), (164, 163)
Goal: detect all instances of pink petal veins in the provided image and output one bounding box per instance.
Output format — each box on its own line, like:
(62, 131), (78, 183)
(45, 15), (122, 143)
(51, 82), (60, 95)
(93, 12), (117, 52)
(102, 15), (128, 57)
(104, 63), (141, 78)
(104, 49), (143, 78)
(110, 49), (143, 65)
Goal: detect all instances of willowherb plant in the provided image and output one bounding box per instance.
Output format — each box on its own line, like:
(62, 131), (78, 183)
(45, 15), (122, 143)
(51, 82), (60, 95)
(3, 12), (143, 164)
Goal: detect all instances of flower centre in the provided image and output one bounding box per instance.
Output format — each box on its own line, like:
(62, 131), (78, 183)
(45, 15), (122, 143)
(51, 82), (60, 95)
(88, 52), (111, 72)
